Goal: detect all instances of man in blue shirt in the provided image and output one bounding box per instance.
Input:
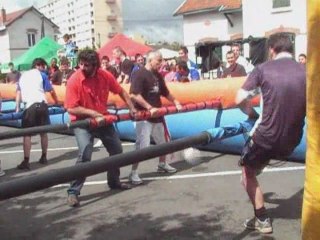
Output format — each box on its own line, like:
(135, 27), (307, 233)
(178, 46), (200, 80)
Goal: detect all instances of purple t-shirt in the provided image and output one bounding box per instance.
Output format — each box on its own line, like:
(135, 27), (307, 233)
(242, 57), (306, 155)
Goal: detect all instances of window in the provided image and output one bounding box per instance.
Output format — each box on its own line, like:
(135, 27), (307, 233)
(273, 0), (290, 8)
(27, 32), (36, 47)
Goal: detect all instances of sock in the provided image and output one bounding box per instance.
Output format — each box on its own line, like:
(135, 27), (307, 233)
(41, 153), (47, 159)
(255, 206), (268, 221)
(23, 157), (30, 163)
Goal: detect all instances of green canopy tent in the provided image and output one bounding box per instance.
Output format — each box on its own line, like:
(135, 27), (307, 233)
(1, 37), (62, 72)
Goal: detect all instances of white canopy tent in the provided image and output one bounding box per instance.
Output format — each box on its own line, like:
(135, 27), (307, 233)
(158, 48), (179, 59)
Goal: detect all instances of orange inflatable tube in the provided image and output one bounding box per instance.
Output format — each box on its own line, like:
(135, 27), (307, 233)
(0, 76), (258, 109)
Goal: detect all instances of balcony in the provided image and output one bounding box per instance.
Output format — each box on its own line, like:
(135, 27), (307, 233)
(108, 32), (116, 38)
(107, 15), (117, 21)
(105, 0), (115, 4)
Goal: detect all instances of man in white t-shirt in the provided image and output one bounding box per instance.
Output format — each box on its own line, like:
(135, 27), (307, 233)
(15, 58), (58, 170)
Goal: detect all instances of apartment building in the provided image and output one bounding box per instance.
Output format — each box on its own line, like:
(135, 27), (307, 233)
(39, 0), (122, 49)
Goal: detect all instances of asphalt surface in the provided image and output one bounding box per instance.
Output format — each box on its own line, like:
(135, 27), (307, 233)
(0, 126), (304, 240)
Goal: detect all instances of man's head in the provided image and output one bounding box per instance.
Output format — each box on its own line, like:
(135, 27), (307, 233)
(112, 46), (126, 61)
(100, 55), (110, 70)
(59, 57), (70, 71)
(145, 51), (163, 71)
(135, 53), (144, 66)
(63, 34), (70, 43)
(231, 43), (241, 60)
(178, 46), (189, 62)
(176, 60), (189, 77)
(32, 58), (47, 71)
(226, 50), (236, 66)
(268, 33), (293, 59)
(77, 50), (100, 78)
(8, 62), (14, 71)
(298, 53), (306, 64)
(50, 58), (58, 66)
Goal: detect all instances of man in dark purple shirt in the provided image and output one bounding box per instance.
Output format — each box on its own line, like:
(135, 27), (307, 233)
(235, 33), (306, 234)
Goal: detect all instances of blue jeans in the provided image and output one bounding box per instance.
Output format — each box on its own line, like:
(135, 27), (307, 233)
(67, 124), (123, 195)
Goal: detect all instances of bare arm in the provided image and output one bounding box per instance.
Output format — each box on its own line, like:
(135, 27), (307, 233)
(50, 89), (59, 105)
(165, 93), (182, 109)
(15, 90), (21, 112)
(67, 106), (103, 118)
(118, 88), (137, 114)
(235, 89), (259, 119)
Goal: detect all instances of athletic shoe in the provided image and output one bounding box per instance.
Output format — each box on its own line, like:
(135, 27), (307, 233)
(129, 171), (143, 185)
(0, 169), (5, 177)
(67, 194), (80, 207)
(38, 156), (48, 164)
(109, 182), (131, 190)
(157, 162), (177, 173)
(17, 161), (30, 170)
(244, 217), (273, 234)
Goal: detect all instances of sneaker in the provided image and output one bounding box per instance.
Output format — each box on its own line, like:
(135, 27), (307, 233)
(67, 194), (80, 207)
(157, 162), (177, 173)
(17, 161), (30, 170)
(244, 217), (273, 234)
(129, 171), (143, 185)
(0, 169), (5, 177)
(38, 156), (48, 164)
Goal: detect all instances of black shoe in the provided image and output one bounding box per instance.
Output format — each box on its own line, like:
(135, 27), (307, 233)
(38, 156), (48, 164)
(110, 182), (132, 190)
(17, 161), (30, 170)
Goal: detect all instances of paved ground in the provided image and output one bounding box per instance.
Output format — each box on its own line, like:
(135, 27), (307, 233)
(0, 126), (304, 240)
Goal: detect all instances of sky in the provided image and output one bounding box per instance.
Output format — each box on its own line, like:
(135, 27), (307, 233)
(1, 0), (184, 44)
(0, 0), (47, 12)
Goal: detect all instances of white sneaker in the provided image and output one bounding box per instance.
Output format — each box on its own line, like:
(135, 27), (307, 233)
(129, 171), (143, 185)
(157, 162), (177, 173)
(0, 169), (5, 177)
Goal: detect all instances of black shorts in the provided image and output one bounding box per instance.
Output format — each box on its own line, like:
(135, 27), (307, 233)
(239, 138), (275, 169)
(22, 102), (50, 128)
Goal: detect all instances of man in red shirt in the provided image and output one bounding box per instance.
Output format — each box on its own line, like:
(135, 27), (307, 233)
(64, 50), (137, 207)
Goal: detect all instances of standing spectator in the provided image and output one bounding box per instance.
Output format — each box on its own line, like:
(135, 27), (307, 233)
(222, 51), (247, 78)
(15, 58), (59, 170)
(174, 60), (190, 82)
(0, 91), (5, 177)
(129, 50), (182, 185)
(230, 43), (254, 74)
(51, 57), (75, 85)
(5, 62), (21, 84)
(135, 53), (145, 66)
(112, 46), (134, 84)
(298, 53), (307, 65)
(178, 46), (200, 80)
(235, 33), (306, 234)
(101, 55), (119, 79)
(63, 34), (77, 58)
(48, 58), (59, 81)
(64, 50), (137, 207)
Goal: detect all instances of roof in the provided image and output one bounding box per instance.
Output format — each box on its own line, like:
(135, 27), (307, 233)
(98, 33), (153, 58)
(174, 0), (242, 16)
(0, 6), (58, 29)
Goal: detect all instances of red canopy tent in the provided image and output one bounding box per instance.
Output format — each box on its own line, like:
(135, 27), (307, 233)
(98, 33), (153, 59)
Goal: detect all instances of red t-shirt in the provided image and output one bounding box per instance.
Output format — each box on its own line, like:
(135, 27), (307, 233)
(64, 68), (122, 121)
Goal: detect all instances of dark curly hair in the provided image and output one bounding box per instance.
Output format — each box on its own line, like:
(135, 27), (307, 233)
(77, 50), (100, 68)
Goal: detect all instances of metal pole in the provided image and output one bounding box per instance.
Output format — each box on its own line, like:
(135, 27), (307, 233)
(0, 132), (211, 200)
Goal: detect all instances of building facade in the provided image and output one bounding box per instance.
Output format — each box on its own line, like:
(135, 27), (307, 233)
(0, 7), (59, 65)
(174, 0), (307, 64)
(39, 0), (122, 49)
